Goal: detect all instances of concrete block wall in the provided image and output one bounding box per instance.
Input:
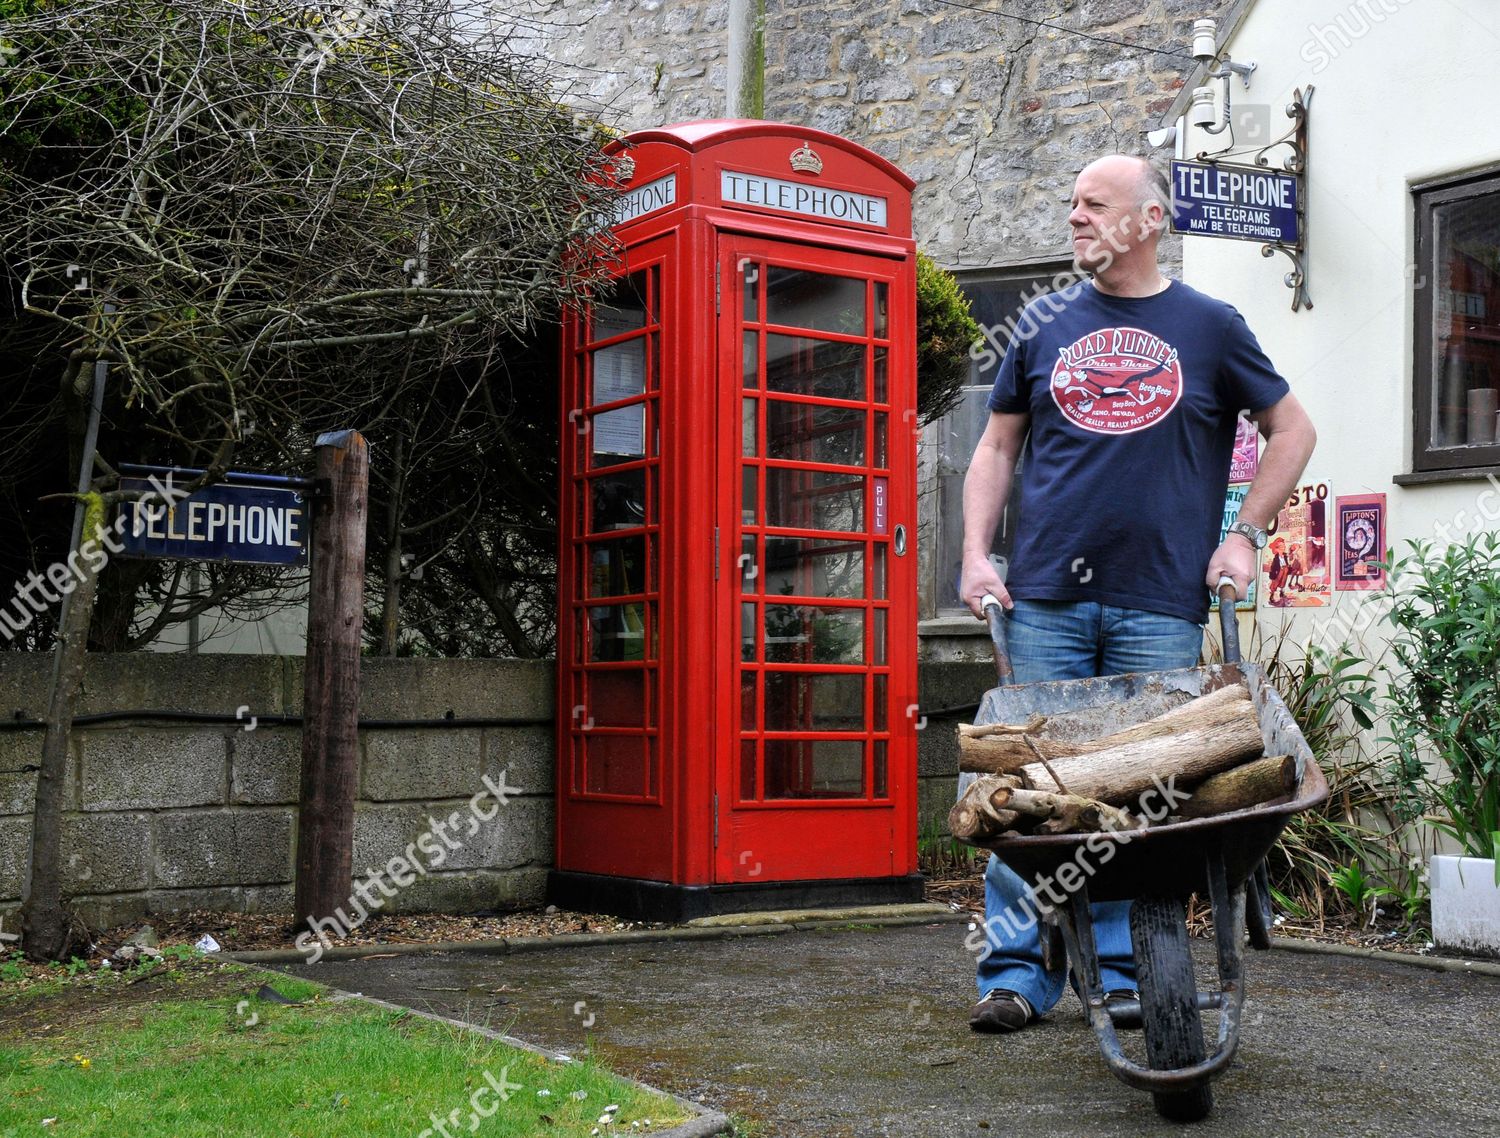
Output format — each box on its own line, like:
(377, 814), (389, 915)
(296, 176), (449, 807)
(0, 653), (980, 929)
(0, 655), (555, 929)
(916, 659), (993, 837)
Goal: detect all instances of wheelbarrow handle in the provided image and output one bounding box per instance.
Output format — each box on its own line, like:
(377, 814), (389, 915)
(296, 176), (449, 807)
(980, 592), (1015, 687)
(1216, 575), (1241, 665)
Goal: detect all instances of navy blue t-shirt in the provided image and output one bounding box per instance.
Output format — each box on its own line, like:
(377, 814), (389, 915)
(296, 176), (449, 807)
(986, 279), (1289, 624)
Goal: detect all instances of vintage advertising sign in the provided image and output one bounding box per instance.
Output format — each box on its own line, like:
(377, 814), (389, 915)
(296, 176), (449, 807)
(1263, 480), (1330, 608)
(1171, 160), (1300, 245)
(120, 478), (309, 566)
(1229, 416), (1259, 482)
(1211, 482), (1257, 612)
(1334, 493), (1387, 591)
(720, 170), (888, 228)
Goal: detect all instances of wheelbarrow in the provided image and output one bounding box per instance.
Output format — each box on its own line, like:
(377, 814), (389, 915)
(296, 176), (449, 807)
(957, 580), (1328, 1122)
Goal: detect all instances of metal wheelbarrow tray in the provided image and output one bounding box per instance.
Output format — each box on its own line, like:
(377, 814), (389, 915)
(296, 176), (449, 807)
(962, 648), (1328, 1122)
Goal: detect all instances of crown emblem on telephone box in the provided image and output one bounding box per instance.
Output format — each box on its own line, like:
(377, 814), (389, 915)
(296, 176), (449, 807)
(612, 153), (636, 183)
(789, 142), (823, 175)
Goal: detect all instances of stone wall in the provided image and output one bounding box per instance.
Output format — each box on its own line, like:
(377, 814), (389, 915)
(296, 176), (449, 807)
(515, 0), (731, 130)
(0, 654), (983, 929)
(0, 655), (554, 929)
(523, 0), (1236, 270)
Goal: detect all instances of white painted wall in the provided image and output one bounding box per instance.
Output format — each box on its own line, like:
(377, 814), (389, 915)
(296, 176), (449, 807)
(1181, 0), (1500, 660)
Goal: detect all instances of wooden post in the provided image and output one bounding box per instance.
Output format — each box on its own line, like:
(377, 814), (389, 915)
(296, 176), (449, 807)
(20, 494), (108, 961)
(294, 430), (369, 931)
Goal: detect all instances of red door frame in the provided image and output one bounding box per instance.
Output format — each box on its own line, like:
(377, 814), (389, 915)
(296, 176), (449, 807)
(712, 232), (917, 885)
(556, 231), (681, 883)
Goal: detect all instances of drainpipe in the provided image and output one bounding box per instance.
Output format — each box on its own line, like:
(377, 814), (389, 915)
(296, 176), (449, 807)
(726, 0), (765, 119)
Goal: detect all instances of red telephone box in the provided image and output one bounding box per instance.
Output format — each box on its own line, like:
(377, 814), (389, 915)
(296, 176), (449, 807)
(550, 120), (921, 920)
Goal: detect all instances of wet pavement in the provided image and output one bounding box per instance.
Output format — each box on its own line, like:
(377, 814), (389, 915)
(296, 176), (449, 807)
(278, 922), (1500, 1137)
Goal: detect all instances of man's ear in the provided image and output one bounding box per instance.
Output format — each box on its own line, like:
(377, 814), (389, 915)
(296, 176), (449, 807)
(1142, 200), (1166, 237)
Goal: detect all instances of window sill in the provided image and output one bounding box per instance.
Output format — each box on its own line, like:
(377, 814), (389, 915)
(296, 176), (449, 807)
(918, 613), (991, 638)
(1393, 466), (1500, 486)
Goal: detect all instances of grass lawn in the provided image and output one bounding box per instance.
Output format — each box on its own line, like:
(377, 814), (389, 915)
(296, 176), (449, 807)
(0, 951), (687, 1137)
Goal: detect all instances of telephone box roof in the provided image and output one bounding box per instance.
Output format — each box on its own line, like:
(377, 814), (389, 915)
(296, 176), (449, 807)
(607, 119), (916, 191)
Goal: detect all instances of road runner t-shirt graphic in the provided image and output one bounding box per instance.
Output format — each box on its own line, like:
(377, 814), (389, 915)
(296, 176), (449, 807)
(1050, 326), (1183, 434)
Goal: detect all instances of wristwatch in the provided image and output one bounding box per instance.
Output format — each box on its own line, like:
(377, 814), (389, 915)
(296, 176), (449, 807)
(1227, 518), (1268, 549)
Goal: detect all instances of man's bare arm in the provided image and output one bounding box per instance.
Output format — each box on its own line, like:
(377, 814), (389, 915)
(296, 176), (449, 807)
(960, 411), (1030, 616)
(1206, 392), (1318, 596)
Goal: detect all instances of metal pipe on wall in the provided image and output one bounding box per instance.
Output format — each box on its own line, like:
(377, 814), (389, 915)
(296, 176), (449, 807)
(725, 0), (764, 119)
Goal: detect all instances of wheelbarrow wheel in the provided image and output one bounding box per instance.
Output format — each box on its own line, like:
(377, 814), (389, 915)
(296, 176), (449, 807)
(1130, 896), (1213, 1123)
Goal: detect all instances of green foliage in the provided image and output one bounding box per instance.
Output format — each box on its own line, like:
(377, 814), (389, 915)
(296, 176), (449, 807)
(1328, 857), (1430, 931)
(917, 809), (979, 876)
(1327, 860), (1379, 924)
(914, 251), (982, 426)
(1244, 625), (1414, 926)
(1382, 534), (1500, 864)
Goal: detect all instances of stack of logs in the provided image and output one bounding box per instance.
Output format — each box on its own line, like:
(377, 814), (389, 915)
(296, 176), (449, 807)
(949, 684), (1296, 844)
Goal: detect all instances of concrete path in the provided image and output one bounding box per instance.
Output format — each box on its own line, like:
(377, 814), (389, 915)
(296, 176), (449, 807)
(279, 922), (1500, 1136)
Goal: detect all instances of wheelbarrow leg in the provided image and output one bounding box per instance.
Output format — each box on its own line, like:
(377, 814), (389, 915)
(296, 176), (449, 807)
(1245, 858), (1274, 950)
(1051, 886), (1115, 1046)
(1206, 846), (1248, 1053)
(1039, 915), (1067, 975)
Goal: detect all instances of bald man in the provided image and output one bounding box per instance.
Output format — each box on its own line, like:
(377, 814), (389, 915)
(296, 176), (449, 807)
(959, 156), (1316, 1033)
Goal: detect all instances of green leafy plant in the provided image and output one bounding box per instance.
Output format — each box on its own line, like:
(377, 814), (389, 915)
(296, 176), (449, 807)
(1380, 856), (1432, 928)
(1382, 535), (1500, 877)
(1219, 622), (1411, 927)
(1328, 860), (1380, 926)
(1328, 857), (1431, 932)
(914, 252), (983, 426)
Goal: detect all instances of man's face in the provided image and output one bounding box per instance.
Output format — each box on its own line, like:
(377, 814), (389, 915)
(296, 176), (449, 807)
(1068, 159), (1160, 272)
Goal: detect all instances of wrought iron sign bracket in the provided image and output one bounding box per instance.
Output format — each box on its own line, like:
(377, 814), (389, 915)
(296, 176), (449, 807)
(1255, 85), (1312, 312)
(1190, 84), (1313, 312)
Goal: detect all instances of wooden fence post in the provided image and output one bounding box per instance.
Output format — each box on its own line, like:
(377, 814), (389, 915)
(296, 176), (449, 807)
(294, 429), (369, 931)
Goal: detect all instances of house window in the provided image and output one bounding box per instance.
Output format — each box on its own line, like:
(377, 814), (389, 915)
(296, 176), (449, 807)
(927, 264), (1071, 614)
(1413, 169), (1500, 473)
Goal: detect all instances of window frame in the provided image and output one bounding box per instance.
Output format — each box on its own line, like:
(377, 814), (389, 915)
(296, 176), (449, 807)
(924, 262), (1073, 617)
(1411, 166), (1500, 474)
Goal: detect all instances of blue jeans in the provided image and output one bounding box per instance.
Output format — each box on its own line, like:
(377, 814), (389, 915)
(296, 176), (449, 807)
(975, 599), (1204, 1012)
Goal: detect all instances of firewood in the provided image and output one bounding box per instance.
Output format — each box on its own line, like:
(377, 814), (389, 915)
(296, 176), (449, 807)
(1177, 754), (1296, 819)
(958, 684), (1252, 774)
(950, 778), (1145, 843)
(991, 786), (1143, 833)
(957, 714), (1047, 739)
(958, 731), (1080, 773)
(1018, 711), (1266, 804)
(948, 775), (1023, 841)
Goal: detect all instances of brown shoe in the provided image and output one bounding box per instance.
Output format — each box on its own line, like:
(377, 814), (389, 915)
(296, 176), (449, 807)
(969, 989), (1035, 1033)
